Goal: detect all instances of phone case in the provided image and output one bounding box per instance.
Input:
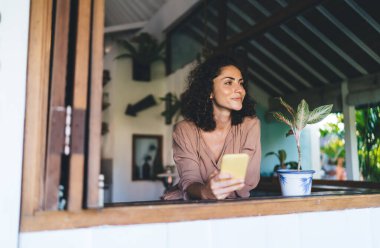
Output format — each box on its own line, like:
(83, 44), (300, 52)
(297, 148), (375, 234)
(220, 153), (249, 179)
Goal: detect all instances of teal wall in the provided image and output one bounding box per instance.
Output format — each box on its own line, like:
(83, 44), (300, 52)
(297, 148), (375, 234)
(171, 33), (202, 72)
(256, 104), (313, 176)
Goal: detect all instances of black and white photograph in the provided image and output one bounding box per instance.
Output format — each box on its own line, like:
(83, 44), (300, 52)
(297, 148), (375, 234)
(132, 134), (163, 181)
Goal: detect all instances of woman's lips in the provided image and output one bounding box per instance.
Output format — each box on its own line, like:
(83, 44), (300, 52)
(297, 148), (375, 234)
(231, 98), (242, 101)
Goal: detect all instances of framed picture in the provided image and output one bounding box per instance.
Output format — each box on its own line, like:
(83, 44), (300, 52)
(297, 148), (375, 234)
(132, 134), (164, 181)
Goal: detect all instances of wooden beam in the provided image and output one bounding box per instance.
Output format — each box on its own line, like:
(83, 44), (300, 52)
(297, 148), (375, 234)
(247, 70), (279, 97)
(104, 21), (146, 34)
(68, 0), (92, 211)
(165, 31), (172, 75)
(345, 72), (380, 106)
(44, 0), (71, 211)
(218, 0), (325, 50)
(87, 0), (105, 209)
(217, 0), (227, 46)
(347, 71), (380, 92)
(347, 88), (380, 106)
(22, 0), (52, 215)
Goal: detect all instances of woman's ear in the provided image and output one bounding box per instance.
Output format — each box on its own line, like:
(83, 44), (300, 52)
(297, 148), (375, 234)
(210, 93), (213, 99)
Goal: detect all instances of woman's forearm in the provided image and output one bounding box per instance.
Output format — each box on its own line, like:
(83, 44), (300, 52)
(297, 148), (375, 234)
(186, 183), (214, 200)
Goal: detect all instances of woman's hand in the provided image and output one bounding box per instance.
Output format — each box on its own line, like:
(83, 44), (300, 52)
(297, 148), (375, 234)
(202, 170), (245, 200)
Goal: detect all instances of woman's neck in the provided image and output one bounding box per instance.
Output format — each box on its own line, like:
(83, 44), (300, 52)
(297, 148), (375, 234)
(213, 108), (231, 131)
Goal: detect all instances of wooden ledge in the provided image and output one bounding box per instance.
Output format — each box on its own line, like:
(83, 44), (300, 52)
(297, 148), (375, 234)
(21, 194), (380, 232)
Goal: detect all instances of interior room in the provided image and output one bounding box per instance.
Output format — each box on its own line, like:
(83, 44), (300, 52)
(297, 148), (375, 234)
(99, 0), (380, 203)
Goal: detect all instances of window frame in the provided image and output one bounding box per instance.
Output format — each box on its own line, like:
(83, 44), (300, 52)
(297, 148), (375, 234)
(21, 0), (380, 233)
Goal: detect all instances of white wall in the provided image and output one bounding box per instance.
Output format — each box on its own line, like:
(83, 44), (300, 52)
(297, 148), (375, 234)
(20, 207), (380, 248)
(0, 1), (30, 247)
(104, 43), (166, 202)
(103, 42), (191, 202)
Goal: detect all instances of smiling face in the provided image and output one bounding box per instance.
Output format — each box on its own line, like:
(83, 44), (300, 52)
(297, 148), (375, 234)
(210, 65), (246, 113)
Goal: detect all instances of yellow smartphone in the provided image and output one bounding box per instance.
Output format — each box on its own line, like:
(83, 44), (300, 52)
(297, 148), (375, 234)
(220, 153), (249, 179)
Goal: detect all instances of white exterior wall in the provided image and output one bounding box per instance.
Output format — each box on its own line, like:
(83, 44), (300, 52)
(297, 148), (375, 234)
(0, 1), (30, 248)
(20, 207), (380, 248)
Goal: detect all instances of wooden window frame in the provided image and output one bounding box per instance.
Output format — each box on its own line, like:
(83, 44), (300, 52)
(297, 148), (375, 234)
(21, 0), (380, 233)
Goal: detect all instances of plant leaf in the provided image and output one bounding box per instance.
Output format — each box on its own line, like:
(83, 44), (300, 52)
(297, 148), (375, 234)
(277, 97), (295, 116)
(307, 104), (333, 124)
(285, 161), (298, 170)
(114, 53), (132, 60)
(278, 150), (286, 163)
(265, 152), (276, 157)
(119, 40), (137, 55)
(296, 99), (310, 130)
(272, 112), (292, 127)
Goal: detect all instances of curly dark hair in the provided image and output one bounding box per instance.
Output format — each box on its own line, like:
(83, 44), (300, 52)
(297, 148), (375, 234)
(180, 54), (256, 131)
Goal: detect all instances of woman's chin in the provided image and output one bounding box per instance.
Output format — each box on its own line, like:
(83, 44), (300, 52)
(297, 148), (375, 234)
(231, 105), (243, 111)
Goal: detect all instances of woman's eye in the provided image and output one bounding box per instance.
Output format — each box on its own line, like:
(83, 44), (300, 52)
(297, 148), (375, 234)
(240, 81), (244, 86)
(224, 81), (232, 85)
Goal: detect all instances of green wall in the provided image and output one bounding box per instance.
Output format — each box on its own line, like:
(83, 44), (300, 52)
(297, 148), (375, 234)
(256, 104), (313, 176)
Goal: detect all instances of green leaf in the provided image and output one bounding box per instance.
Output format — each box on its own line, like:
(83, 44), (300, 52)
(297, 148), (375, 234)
(265, 152), (276, 157)
(114, 53), (132, 60)
(272, 112), (292, 127)
(296, 99), (310, 130)
(119, 40), (137, 55)
(307, 104), (333, 124)
(278, 150), (287, 163)
(285, 161), (298, 169)
(277, 97), (295, 117)
(115, 33), (165, 64)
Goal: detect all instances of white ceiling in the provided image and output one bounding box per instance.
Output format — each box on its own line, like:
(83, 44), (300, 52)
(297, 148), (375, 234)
(105, 0), (169, 27)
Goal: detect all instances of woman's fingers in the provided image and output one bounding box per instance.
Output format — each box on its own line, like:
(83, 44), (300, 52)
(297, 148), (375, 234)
(206, 171), (245, 200)
(213, 182), (244, 199)
(209, 176), (245, 200)
(214, 184), (243, 200)
(208, 170), (219, 180)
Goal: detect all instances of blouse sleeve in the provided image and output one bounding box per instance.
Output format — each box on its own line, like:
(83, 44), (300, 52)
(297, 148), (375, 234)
(236, 117), (261, 198)
(172, 122), (204, 198)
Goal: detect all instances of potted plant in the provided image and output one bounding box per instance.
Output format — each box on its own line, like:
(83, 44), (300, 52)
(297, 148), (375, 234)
(265, 149), (297, 175)
(115, 32), (165, 82)
(271, 97), (333, 196)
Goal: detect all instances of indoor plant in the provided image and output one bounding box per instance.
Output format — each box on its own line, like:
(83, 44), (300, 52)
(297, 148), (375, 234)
(265, 149), (297, 175)
(115, 32), (165, 81)
(272, 97), (333, 196)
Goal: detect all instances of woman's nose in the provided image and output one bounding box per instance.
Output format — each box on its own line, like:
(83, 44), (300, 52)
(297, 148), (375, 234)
(234, 83), (244, 92)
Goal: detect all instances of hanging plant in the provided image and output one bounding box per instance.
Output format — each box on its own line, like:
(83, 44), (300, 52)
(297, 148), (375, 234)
(115, 32), (165, 82)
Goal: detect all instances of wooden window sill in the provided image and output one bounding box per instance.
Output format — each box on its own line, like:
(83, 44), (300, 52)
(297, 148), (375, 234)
(21, 193), (380, 232)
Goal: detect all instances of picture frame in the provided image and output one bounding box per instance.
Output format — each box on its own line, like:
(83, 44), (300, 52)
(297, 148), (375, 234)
(132, 134), (164, 181)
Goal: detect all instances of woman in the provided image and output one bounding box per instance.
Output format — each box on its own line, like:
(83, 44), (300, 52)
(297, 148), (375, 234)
(163, 54), (261, 200)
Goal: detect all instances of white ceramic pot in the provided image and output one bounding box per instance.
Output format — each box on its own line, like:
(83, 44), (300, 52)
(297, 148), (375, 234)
(277, 169), (315, 196)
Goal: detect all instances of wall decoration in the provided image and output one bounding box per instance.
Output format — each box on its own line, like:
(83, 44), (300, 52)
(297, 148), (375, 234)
(125, 94), (157, 116)
(160, 92), (181, 125)
(102, 92), (110, 110)
(101, 122), (109, 135)
(132, 134), (163, 181)
(103, 69), (111, 86)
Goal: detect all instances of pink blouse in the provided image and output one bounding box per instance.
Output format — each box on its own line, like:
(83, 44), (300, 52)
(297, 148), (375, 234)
(165, 116), (261, 200)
